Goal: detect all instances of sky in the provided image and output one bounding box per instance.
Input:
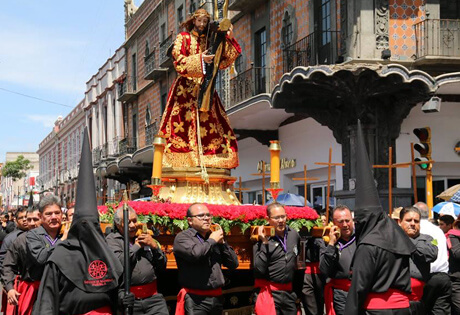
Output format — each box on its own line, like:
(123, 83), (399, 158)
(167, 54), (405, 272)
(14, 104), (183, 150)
(0, 1), (140, 161)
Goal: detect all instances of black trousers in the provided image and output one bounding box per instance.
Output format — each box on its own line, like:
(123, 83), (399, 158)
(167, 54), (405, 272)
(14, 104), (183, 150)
(253, 289), (297, 315)
(133, 293), (169, 315)
(184, 293), (223, 315)
(423, 272), (451, 315)
(451, 276), (460, 315)
(302, 273), (324, 315)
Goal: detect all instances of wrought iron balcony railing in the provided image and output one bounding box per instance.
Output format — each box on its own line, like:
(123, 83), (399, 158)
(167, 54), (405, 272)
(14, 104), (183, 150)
(145, 121), (159, 146)
(119, 137), (138, 155)
(283, 30), (341, 73)
(92, 147), (102, 165)
(415, 19), (460, 58)
(227, 66), (271, 109)
(117, 76), (138, 102)
(159, 34), (174, 67)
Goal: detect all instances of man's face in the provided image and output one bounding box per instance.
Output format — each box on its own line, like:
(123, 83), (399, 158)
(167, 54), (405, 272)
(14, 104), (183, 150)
(193, 16), (209, 34)
(439, 220), (452, 234)
(117, 212), (138, 239)
(332, 209), (354, 241)
(400, 211), (421, 238)
(268, 206), (287, 236)
(187, 204), (212, 235)
(16, 211), (28, 231)
(27, 210), (41, 229)
(39, 204), (62, 233)
(67, 208), (75, 222)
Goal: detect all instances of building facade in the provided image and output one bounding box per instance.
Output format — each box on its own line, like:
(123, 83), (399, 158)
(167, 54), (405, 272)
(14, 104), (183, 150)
(1, 152), (39, 210)
(109, 0), (460, 209)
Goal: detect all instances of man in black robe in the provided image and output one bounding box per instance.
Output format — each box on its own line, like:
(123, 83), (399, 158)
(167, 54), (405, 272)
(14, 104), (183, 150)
(107, 205), (168, 315)
(253, 202), (300, 315)
(344, 120), (416, 314)
(399, 206), (437, 313)
(320, 205), (356, 315)
(32, 128), (123, 315)
(1, 207), (41, 315)
(173, 203), (239, 315)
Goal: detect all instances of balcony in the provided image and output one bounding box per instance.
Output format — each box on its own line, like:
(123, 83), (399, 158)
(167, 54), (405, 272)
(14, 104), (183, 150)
(283, 30), (341, 73)
(117, 76), (138, 103)
(119, 137), (138, 155)
(108, 137), (121, 157)
(159, 34), (174, 67)
(101, 143), (108, 160)
(227, 65), (271, 110)
(145, 121), (159, 146)
(92, 147), (102, 165)
(415, 19), (460, 58)
(144, 50), (168, 81)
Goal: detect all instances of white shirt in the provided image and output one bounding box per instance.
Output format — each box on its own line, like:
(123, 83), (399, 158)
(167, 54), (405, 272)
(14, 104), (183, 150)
(420, 219), (449, 273)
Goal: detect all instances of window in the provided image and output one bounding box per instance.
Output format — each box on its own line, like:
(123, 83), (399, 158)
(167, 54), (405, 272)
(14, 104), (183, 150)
(416, 176), (460, 205)
(320, 0), (331, 45)
(160, 81), (168, 114)
(132, 53), (137, 91)
(254, 28), (267, 94)
(234, 55), (243, 74)
(132, 113), (138, 145)
(247, 191), (264, 205)
(282, 11), (294, 47)
(145, 105), (151, 126)
(160, 23), (166, 43)
(440, 0), (460, 19)
(189, 0), (196, 15)
(145, 40), (150, 57)
(308, 183), (335, 210)
(177, 5), (184, 29)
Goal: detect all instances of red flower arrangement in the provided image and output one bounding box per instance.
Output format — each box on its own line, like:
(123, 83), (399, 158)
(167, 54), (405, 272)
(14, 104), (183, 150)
(98, 202), (319, 233)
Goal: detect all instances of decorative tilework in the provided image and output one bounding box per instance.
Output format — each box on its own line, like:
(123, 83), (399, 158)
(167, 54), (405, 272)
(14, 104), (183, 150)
(389, 0), (426, 60)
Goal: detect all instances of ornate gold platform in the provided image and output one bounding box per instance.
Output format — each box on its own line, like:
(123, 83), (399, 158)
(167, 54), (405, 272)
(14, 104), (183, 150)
(156, 167), (240, 205)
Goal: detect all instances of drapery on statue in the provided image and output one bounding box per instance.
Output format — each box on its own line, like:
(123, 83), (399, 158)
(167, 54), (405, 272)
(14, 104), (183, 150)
(158, 8), (241, 170)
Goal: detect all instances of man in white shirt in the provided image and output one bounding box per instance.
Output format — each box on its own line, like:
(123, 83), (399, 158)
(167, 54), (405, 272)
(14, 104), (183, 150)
(414, 201), (451, 315)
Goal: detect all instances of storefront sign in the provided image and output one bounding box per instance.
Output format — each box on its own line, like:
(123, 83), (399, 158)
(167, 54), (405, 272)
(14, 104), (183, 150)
(257, 159), (296, 173)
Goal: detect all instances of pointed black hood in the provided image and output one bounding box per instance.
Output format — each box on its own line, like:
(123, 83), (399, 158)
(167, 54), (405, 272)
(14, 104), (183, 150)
(48, 128), (122, 293)
(353, 120), (414, 255)
(27, 190), (34, 210)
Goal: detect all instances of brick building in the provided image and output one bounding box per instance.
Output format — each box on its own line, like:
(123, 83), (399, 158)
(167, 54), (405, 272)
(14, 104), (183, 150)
(109, 0), (460, 207)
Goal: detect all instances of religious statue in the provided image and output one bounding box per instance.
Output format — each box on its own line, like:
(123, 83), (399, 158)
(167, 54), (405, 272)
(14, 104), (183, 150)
(158, 8), (241, 171)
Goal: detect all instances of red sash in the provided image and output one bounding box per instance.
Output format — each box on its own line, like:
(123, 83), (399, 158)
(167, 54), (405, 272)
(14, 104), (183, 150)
(305, 262), (321, 274)
(6, 280), (40, 315)
(408, 278), (425, 302)
(80, 305), (112, 315)
(130, 281), (158, 299)
(175, 287), (222, 315)
(254, 279), (293, 315)
(324, 278), (351, 315)
(363, 288), (410, 310)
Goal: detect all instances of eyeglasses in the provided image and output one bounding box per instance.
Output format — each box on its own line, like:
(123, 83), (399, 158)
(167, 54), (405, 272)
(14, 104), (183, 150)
(188, 213), (213, 220)
(270, 215), (287, 221)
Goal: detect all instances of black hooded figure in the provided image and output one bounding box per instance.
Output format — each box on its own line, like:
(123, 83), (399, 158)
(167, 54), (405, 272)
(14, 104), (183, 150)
(32, 128), (123, 315)
(344, 121), (416, 315)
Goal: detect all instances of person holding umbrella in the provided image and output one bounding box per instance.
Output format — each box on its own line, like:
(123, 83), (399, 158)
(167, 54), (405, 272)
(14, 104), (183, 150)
(32, 129), (123, 315)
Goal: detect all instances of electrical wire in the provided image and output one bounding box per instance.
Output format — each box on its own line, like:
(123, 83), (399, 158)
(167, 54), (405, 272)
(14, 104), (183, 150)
(0, 87), (73, 108)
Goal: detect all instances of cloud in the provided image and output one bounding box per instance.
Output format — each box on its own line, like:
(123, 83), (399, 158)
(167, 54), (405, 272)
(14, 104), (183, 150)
(26, 115), (58, 128)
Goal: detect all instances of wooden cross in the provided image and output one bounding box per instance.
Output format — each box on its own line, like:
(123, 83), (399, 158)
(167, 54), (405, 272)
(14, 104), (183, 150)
(292, 165), (319, 207)
(251, 161), (270, 205)
(233, 176), (249, 203)
(372, 147), (410, 216)
(315, 147), (345, 223)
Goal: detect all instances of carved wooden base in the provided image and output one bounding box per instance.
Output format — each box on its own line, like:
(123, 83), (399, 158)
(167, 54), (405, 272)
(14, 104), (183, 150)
(157, 167), (241, 205)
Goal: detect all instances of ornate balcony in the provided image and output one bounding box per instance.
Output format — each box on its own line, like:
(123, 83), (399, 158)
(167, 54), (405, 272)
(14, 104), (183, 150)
(159, 34), (174, 67)
(117, 76), (138, 103)
(227, 65), (271, 110)
(119, 137), (138, 155)
(92, 147), (102, 165)
(282, 30), (340, 73)
(415, 19), (460, 58)
(145, 121), (159, 146)
(144, 50), (168, 81)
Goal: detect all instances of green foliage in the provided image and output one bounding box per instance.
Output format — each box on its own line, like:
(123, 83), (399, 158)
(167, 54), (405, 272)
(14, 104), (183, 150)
(2, 155), (33, 181)
(288, 218), (320, 232)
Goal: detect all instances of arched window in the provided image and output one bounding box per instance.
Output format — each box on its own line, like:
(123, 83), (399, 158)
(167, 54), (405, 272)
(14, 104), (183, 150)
(282, 11), (294, 48)
(145, 105), (151, 126)
(145, 40), (150, 57)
